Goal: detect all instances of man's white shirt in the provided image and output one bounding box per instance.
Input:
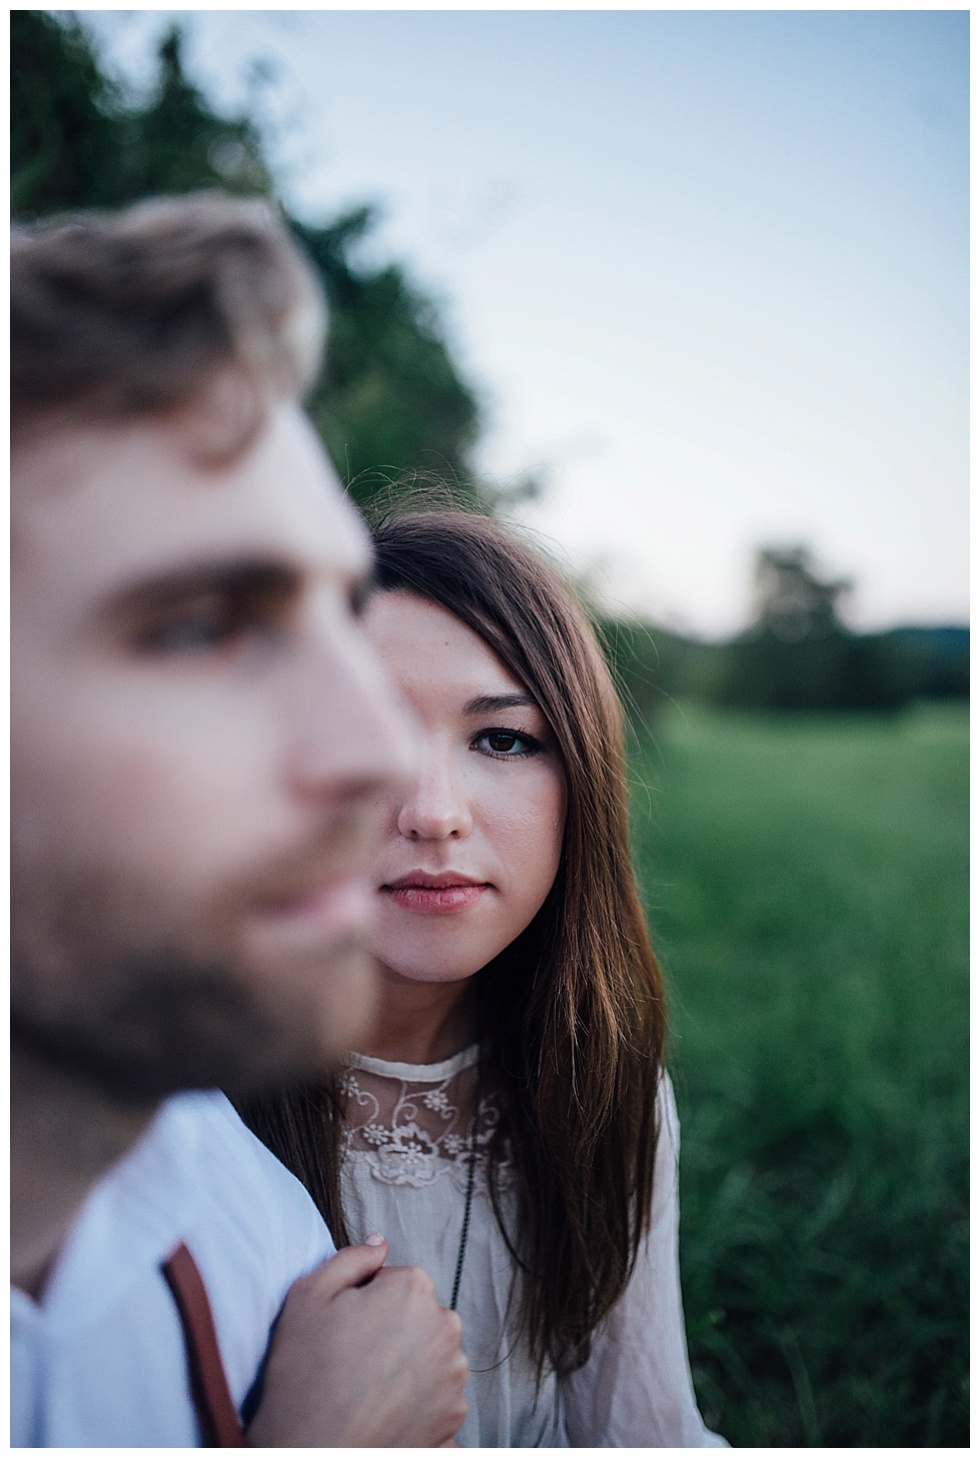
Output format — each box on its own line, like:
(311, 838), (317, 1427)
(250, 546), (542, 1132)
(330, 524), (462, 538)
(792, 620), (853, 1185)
(11, 1090), (335, 1447)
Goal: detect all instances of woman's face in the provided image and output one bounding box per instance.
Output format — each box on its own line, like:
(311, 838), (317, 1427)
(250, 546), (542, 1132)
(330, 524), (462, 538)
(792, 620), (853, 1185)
(364, 590), (566, 986)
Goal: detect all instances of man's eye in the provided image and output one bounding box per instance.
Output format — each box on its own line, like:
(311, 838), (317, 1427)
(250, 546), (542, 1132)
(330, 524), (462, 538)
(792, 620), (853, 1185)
(116, 567), (300, 659)
(135, 598), (259, 655)
(143, 613), (235, 653)
(473, 728), (542, 758)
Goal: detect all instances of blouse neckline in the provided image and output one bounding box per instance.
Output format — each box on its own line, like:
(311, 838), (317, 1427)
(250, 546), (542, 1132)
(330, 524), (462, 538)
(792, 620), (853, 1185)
(348, 1043), (480, 1081)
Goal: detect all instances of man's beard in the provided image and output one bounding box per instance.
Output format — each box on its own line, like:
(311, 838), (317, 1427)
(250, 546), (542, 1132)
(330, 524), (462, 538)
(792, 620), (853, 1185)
(11, 950), (317, 1103)
(11, 844), (377, 1107)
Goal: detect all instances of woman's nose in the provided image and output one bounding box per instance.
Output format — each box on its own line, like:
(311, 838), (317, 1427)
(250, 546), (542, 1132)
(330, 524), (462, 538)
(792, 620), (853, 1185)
(396, 744), (474, 841)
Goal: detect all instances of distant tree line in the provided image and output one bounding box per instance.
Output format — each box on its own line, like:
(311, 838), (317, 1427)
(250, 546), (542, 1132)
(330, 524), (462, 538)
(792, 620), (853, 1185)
(600, 547), (968, 718)
(14, 13), (966, 716)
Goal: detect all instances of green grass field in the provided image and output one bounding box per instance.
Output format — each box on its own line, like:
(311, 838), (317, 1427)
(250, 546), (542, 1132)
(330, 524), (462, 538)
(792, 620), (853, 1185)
(629, 702), (968, 1447)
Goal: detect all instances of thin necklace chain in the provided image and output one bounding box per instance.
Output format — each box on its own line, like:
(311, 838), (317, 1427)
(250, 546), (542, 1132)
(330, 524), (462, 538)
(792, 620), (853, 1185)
(449, 1079), (481, 1311)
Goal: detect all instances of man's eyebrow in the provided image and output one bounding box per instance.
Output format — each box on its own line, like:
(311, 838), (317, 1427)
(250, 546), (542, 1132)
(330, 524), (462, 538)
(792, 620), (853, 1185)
(102, 557), (301, 615)
(463, 693), (537, 715)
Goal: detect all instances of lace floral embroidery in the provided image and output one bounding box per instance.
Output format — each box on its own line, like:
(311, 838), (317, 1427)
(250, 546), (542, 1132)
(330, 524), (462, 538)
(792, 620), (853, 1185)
(340, 1055), (510, 1192)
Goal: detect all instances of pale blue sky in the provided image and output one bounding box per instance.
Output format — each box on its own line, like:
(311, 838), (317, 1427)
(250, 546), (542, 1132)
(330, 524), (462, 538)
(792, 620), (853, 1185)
(82, 9), (968, 636)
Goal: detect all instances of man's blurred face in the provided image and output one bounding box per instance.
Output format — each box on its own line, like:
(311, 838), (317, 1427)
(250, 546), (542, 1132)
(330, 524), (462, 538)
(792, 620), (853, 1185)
(11, 397), (416, 1101)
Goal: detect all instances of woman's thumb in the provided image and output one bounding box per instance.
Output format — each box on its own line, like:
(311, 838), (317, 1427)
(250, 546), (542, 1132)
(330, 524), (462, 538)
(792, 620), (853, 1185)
(314, 1235), (389, 1295)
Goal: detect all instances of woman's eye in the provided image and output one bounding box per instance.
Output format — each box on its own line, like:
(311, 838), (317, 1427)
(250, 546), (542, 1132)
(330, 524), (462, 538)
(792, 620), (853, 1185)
(474, 728), (542, 758)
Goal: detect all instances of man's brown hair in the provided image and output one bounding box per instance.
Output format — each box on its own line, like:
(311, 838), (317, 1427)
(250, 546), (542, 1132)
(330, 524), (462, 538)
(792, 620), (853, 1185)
(11, 191), (325, 445)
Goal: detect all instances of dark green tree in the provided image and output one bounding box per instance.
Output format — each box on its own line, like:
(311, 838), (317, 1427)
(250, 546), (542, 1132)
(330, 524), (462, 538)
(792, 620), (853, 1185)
(296, 211), (480, 508)
(11, 13), (269, 212)
(750, 546), (851, 641)
(714, 546), (906, 712)
(11, 9), (126, 214)
(118, 29), (272, 201)
(11, 11), (483, 508)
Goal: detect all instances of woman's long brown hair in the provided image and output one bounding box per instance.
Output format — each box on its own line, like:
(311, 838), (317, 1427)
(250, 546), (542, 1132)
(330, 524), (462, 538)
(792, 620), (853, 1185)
(237, 508), (667, 1378)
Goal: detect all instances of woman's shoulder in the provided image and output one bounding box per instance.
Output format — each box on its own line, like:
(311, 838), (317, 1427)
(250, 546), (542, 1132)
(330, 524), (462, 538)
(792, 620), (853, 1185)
(657, 1066), (680, 1132)
(649, 1068), (682, 1224)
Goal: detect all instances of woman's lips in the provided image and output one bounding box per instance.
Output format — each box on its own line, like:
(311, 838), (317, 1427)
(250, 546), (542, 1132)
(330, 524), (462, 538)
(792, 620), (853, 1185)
(382, 873), (490, 915)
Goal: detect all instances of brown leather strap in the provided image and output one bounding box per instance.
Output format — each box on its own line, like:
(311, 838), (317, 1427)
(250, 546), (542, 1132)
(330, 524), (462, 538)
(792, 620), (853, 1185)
(162, 1242), (247, 1447)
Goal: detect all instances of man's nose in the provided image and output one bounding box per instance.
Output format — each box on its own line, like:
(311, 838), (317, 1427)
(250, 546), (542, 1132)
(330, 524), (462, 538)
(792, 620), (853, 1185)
(396, 741), (474, 842)
(287, 618), (419, 810)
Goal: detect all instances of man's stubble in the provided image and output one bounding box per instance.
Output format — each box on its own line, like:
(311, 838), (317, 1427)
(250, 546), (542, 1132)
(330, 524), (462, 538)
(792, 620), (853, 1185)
(11, 825), (381, 1104)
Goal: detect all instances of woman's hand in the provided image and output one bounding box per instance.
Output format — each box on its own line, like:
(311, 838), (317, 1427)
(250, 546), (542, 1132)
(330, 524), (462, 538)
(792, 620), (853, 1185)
(246, 1236), (468, 1447)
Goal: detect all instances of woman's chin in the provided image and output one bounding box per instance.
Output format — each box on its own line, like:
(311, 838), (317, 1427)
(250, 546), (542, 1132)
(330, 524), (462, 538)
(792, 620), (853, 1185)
(374, 957), (481, 988)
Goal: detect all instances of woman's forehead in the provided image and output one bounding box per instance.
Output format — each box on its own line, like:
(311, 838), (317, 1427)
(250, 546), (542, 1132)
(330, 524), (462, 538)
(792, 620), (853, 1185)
(364, 589), (530, 698)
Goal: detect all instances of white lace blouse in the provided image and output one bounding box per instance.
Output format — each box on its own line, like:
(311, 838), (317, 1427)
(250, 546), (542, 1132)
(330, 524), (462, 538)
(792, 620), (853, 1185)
(340, 1046), (726, 1448)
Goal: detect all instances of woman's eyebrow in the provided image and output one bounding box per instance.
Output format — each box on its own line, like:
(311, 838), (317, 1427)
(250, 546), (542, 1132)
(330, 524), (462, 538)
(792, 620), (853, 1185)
(463, 693), (537, 715)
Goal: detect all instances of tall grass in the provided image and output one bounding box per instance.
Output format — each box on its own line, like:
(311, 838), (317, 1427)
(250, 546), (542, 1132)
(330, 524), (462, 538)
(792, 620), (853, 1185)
(630, 703), (968, 1446)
